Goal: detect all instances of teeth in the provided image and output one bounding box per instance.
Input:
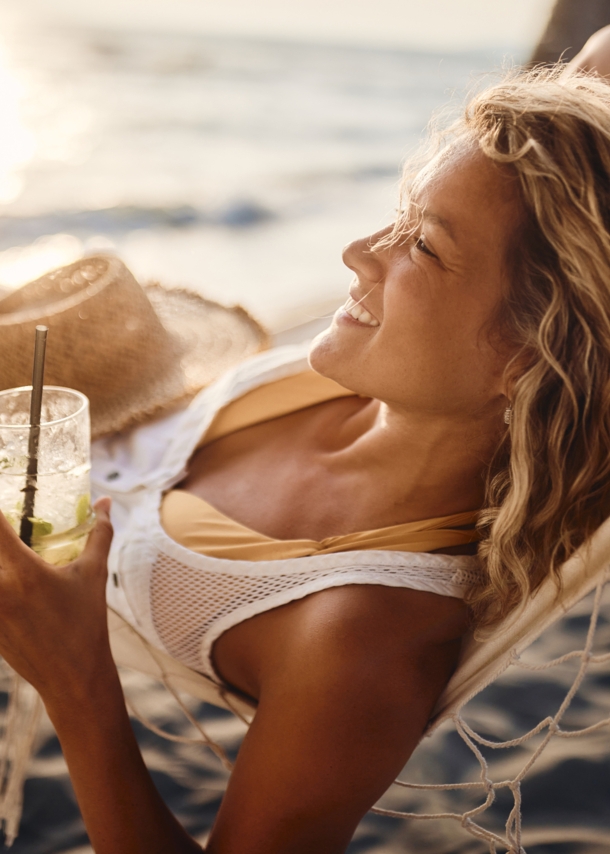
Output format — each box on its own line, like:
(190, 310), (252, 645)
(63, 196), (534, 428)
(343, 297), (379, 327)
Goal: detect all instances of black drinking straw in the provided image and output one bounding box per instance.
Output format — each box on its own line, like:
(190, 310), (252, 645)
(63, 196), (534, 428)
(19, 326), (48, 547)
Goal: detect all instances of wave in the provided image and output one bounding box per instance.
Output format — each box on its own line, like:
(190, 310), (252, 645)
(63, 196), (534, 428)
(0, 201), (279, 250)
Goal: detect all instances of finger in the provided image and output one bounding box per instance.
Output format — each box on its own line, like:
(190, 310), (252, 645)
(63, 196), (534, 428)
(94, 496), (112, 516)
(79, 498), (114, 571)
(0, 508), (37, 567)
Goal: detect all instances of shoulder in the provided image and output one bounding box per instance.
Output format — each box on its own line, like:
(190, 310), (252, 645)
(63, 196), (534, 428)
(294, 583), (468, 659)
(209, 588), (468, 854)
(258, 584), (469, 708)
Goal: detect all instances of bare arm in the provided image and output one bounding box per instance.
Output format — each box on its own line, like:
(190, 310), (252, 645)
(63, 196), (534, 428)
(0, 503), (465, 853)
(45, 672), (203, 853)
(564, 25), (610, 78)
(0, 502), (202, 854)
(207, 585), (468, 853)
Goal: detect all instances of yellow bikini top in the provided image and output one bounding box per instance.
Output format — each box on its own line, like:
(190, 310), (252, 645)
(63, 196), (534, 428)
(160, 370), (480, 560)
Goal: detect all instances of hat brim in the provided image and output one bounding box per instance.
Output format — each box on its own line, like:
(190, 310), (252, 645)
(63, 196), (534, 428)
(90, 283), (268, 439)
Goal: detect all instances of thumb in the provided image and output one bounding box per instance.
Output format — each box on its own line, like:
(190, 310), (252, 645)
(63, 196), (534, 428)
(79, 497), (114, 570)
(0, 507), (38, 568)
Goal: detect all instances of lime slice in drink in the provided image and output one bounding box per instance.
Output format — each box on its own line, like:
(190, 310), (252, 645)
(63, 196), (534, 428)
(29, 518), (54, 539)
(76, 493), (91, 526)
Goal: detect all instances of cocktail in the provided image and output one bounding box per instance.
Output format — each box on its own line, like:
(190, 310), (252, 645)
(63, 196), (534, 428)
(0, 386), (94, 566)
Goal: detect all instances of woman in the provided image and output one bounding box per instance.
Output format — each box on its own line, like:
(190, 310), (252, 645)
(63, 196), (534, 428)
(2, 38), (610, 853)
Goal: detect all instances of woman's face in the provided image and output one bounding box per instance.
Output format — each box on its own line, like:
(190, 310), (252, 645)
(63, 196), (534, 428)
(309, 143), (522, 418)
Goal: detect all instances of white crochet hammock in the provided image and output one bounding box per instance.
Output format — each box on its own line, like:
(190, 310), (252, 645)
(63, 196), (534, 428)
(1, 517), (610, 851)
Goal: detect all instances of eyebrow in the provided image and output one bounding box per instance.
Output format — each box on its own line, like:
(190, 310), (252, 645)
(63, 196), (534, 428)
(422, 211), (457, 244)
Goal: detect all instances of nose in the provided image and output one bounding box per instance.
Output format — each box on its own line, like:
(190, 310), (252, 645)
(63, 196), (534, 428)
(342, 228), (390, 284)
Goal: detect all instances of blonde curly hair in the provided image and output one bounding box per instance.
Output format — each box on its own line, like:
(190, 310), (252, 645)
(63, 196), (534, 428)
(382, 68), (610, 627)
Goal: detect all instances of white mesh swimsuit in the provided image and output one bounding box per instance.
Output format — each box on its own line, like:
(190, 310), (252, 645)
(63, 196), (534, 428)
(94, 345), (481, 689)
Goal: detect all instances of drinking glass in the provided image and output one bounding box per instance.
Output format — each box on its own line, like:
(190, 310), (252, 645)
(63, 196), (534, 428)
(0, 386), (94, 566)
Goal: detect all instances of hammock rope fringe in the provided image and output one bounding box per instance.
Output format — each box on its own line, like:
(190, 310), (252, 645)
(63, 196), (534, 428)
(124, 638), (234, 771)
(0, 567), (608, 852)
(372, 567), (610, 853)
(0, 671), (43, 848)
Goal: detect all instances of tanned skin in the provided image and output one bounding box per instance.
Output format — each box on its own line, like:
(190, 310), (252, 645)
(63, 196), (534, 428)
(0, 141), (530, 853)
(4, 33), (607, 840)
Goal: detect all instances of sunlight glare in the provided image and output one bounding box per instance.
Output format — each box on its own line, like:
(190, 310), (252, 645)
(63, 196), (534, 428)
(0, 43), (35, 205)
(0, 235), (83, 289)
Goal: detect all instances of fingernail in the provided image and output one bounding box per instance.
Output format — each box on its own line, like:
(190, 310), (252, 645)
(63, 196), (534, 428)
(95, 496), (112, 513)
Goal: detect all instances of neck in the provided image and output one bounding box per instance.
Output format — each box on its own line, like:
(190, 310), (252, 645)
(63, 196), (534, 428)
(323, 397), (504, 519)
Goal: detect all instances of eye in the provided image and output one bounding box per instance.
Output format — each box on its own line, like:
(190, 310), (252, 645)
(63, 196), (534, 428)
(414, 235), (436, 258)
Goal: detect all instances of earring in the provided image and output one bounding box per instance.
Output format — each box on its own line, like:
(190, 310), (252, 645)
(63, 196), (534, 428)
(504, 403), (513, 425)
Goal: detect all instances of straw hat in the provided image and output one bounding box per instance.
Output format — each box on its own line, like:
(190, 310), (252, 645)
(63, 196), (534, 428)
(0, 256), (268, 438)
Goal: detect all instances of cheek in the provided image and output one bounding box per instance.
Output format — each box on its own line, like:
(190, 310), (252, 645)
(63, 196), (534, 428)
(380, 271), (454, 357)
(379, 279), (504, 393)
(384, 266), (497, 354)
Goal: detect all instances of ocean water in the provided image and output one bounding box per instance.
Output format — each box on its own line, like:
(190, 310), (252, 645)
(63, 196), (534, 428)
(0, 17), (513, 330)
(0, 13), (609, 854)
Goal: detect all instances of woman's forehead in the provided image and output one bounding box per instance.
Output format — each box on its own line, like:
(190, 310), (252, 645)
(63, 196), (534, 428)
(415, 140), (513, 199)
(413, 143), (522, 247)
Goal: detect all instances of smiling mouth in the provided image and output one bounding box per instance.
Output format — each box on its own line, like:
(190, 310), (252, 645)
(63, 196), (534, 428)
(342, 296), (379, 327)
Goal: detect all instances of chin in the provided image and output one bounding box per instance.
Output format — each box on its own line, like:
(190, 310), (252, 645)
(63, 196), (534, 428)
(307, 324), (335, 372)
(308, 319), (359, 391)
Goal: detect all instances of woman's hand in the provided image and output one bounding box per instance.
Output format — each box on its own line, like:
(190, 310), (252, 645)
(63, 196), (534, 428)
(564, 26), (610, 78)
(0, 497), (115, 710)
(0, 498), (204, 853)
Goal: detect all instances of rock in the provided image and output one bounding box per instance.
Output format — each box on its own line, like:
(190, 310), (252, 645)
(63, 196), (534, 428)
(530, 0), (610, 65)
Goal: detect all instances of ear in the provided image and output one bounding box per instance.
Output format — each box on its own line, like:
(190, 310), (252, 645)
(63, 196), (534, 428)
(500, 346), (532, 401)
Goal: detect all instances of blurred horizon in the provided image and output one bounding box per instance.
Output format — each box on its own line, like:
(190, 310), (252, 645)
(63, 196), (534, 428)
(2, 0), (555, 54)
(0, 0), (556, 331)
(6, 6), (610, 852)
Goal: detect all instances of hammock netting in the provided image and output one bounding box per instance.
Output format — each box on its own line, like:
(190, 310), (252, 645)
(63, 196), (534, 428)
(1, 566), (609, 851)
(372, 567), (610, 852)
